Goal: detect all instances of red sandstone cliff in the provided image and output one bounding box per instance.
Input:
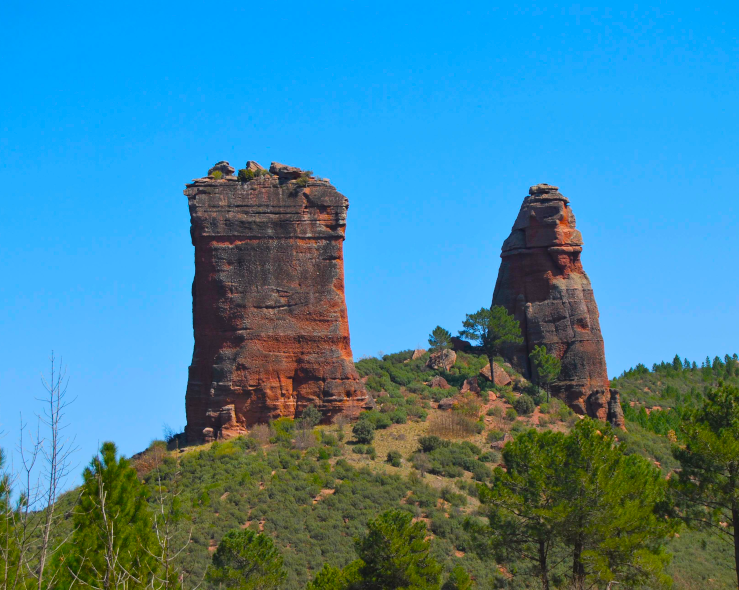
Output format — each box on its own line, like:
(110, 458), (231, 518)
(492, 184), (625, 428)
(184, 161), (368, 441)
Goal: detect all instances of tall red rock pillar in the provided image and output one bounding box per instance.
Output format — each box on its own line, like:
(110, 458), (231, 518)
(492, 184), (624, 428)
(184, 161), (368, 441)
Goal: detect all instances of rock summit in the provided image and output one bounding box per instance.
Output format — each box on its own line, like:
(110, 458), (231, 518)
(184, 161), (368, 441)
(492, 184), (624, 428)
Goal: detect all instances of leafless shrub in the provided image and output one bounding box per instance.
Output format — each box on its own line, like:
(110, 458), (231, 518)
(293, 428), (317, 451)
(334, 411), (351, 431)
(414, 452), (431, 477)
(1, 352), (78, 590)
(428, 412), (478, 439)
(131, 440), (168, 478)
(249, 423), (270, 446)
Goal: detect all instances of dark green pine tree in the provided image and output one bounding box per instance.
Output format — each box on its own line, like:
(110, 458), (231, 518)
(673, 354), (683, 371)
(672, 382), (739, 590)
(477, 429), (568, 590)
(306, 563), (361, 590)
(354, 510), (442, 589)
(0, 448), (21, 590)
(459, 306), (523, 386)
(561, 420), (675, 590)
(206, 528), (286, 590)
(428, 326), (452, 352)
(57, 442), (158, 590)
(529, 345), (562, 402)
(440, 566), (472, 590)
(476, 421), (674, 590)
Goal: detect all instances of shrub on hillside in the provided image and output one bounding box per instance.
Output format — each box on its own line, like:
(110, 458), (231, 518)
(486, 429), (506, 443)
(513, 394), (536, 416)
(387, 450), (402, 467)
(352, 420), (375, 444)
(358, 410), (392, 429)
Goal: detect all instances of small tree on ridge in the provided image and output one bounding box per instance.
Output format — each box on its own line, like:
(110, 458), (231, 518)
(428, 326), (452, 352)
(459, 306), (523, 386)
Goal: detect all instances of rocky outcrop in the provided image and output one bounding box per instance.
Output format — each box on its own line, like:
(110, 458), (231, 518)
(479, 363), (512, 386)
(492, 184), (624, 428)
(460, 377), (481, 394)
(429, 376), (451, 390)
(184, 161), (368, 441)
(426, 349), (457, 372)
(450, 337), (473, 352)
(438, 398), (455, 410)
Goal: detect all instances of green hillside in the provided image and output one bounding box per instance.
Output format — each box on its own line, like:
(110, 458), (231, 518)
(123, 350), (738, 588)
(11, 349), (739, 589)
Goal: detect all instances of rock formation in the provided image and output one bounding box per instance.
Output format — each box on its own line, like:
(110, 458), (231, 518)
(426, 349), (457, 372)
(184, 161), (368, 441)
(492, 184), (624, 428)
(479, 363), (512, 387)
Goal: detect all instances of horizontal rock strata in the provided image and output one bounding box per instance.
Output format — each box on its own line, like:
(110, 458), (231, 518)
(492, 184), (624, 428)
(184, 161), (368, 441)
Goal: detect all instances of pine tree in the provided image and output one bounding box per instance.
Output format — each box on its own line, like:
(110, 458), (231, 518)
(354, 510), (442, 589)
(560, 420), (674, 590)
(529, 345), (561, 402)
(57, 442), (158, 590)
(673, 354), (683, 371)
(672, 382), (739, 589)
(428, 326), (452, 352)
(0, 448), (21, 590)
(477, 429), (567, 590)
(459, 306), (522, 386)
(477, 422), (673, 589)
(305, 563), (361, 590)
(441, 566), (472, 590)
(206, 529), (286, 590)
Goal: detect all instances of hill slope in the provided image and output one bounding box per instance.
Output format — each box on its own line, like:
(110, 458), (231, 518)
(52, 349), (739, 589)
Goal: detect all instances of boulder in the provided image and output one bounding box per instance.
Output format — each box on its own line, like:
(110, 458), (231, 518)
(269, 161), (303, 180)
(491, 183), (624, 428)
(479, 363), (512, 386)
(411, 349), (426, 360)
(438, 398), (456, 410)
(208, 161), (236, 177)
(430, 376), (451, 390)
(184, 162), (368, 441)
(450, 337), (473, 352)
(246, 160), (265, 172)
(460, 377), (481, 394)
(427, 349), (456, 372)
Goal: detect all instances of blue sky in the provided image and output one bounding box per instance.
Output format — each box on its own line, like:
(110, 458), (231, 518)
(0, 1), (737, 481)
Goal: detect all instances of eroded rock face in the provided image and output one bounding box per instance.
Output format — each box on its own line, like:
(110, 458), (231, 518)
(184, 161), (368, 441)
(492, 184), (624, 428)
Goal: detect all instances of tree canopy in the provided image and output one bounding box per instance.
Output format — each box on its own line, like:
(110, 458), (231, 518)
(428, 326), (452, 352)
(57, 442), (159, 590)
(671, 382), (739, 589)
(476, 420), (675, 589)
(458, 306), (522, 385)
(529, 345), (561, 402)
(206, 528), (287, 590)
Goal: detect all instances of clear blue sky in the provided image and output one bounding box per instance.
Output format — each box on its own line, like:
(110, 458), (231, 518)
(1, 1), (737, 483)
